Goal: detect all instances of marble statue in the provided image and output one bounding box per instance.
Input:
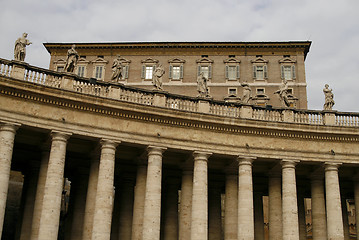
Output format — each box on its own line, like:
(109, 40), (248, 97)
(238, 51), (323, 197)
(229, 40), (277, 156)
(14, 33), (32, 61)
(241, 82), (252, 104)
(275, 80), (290, 107)
(111, 55), (123, 81)
(64, 44), (79, 73)
(197, 72), (210, 98)
(152, 64), (165, 90)
(323, 84), (335, 110)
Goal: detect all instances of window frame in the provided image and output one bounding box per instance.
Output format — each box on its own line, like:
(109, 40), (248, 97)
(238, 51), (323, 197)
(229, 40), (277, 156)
(224, 57), (240, 81)
(279, 57), (297, 81)
(168, 58), (185, 82)
(141, 58), (159, 81)
(196, 57), (214, 80)
(251, 57), (268, 81)
(91, 57), (108, 81)
(228, 87), (237, 96)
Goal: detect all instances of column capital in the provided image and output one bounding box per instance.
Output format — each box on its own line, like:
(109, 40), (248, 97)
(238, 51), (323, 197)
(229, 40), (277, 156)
(237, 155), (255, 166)
(0, 122), (20, 132)
(281, 159), (299, 169)
(51, 130), (72, 142)
(193, 151), (212, 162)
(100, 138), (119, 150)
(324, 162), (342, 172)
(147, 145), (167, 157)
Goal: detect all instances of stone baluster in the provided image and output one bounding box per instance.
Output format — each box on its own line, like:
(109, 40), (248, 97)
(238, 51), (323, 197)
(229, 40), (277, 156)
(281, 159), (300, 240)
(191, 151), (212, 240)
(91, 139), (118, 240)
(142, 146), (166, 240)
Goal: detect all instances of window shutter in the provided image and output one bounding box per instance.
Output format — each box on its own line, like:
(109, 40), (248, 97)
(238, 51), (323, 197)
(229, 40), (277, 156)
(264, 65), (268, 79)
(180, 65), (183, 79)
(208, 65), (212, 79)
(169, 65), (173, 79)
(253, 65), (257, 79)
(141, 65), (145, 78)
(225, 65), (229, 79)
(236, 65), (240, 79)
(292, 65), (296, 79)
(124, 65), (129, 79)
(281, 65), (284, 79)
(197, 65), (201, 76)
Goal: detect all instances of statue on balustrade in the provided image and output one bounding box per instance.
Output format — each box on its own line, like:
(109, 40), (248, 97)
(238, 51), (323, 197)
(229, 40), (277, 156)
(241, 82), (252, 104)
(64, 44), (79, 73)
(111, 55), (123, 81)
(152, 64), (165, 90)
(197, 72), (210, 98)
(275, 80), (290, 107)
(14, 33), (32, 61)
(323, 84), (335, 110)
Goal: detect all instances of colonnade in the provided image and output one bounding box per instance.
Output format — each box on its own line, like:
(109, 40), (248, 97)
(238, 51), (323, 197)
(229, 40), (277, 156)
(0, 122), (357, 240)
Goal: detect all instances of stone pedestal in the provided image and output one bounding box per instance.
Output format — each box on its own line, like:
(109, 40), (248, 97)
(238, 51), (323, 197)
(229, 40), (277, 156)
(179, 169), (193, 240)
(163, 178), (179, 240)
(209, 183), (222, 240)
(37, 131), (70, 240)
(131, 163), (147, 240)
(0, 123), (18, 239)
(281, 159), (299, 240)
(91, 140), (118, 240)
(325, 162), (344, 240)
(191, 151), (211, 240)
(268, 174), (282, 240)
(142, 146), (166, 240)
(311, 177), (327, 240)
(237, 157), (255, 240)
(82, 155), (100, 240)
(224, 172), (238, 240)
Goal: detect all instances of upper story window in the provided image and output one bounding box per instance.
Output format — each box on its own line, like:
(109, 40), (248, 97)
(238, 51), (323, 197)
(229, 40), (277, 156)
(228, 88), (237, 96)
(53, 58), (66, 72)
(168, 58), (185, 81)
(279, 57), (296, 81)
(77, 66), (85, 77)
(224, 57), (240, 81)
(76, 57), (89, 78)
(196, 57), (213, 80)
(91, 57), (108, 80)
(113, 56), (131, 81)
(141, 58), (159, 80)
(251, 57), (268, 81)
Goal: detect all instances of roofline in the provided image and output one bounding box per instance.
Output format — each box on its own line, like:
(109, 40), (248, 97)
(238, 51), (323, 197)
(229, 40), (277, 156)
(43, 41), (312, 59)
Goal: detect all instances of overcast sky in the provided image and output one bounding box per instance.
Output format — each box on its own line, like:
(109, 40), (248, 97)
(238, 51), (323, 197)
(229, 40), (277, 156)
(1, 0), (359, 112)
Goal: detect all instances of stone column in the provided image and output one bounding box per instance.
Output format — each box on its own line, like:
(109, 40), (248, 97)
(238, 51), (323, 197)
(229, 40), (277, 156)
(237, 156), (255, 240)
(82, 154), (100, 240)
(19, 164), (39, 240)
(268, 174), (282, 240)
(37, 131), (70, 240)
(325, 162), (344, 240)
(297, 188), (307, 240)
(354, 178), (359, 240)
(209, 182), (222, 240)
(163, 178), (179, 240)
(179, 169), (193, 240)
(281, 159), (300, 240)
(131, 163), (147, 240)
(311, 176), (327, 240)
(30, 150), (49, 240)
(254, 192), (264, 240)
(0, 123), (19, 238)
(191, 151), (211, 240)
(142, 146), (166, 240)
(224, 171), (238, 240)
(341, 197), (350, 240)
(118, 176), (135, 240)
(91, 139), (118, 240)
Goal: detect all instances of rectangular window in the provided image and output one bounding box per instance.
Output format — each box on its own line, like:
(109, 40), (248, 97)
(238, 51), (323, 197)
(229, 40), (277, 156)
(253, 65), (267, 80)
(57, 66), (64, 72)
(256, 88), (265, 95)
(227, 66), (237, 80)
(145, 66), (153, 79)
(256, 66), (264, 79)
(77, 66), (85, 77)
(200, 66), (209, 79)
(172, 66), (181, 80)
(95, 66), (103, 79)
(120, 65), (129, 80)
(228, 88), (237, 96)
(281, 65), (296, 80)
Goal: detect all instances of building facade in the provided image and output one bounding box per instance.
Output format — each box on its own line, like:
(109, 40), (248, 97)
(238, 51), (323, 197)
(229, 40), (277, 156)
(0, 41), (359, 240)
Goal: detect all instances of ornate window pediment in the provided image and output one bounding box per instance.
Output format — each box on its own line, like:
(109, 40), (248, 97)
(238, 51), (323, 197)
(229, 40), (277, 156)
(141, 58), (159, 64)
(53, 58), (66, 65)
(117, 57), (131, 64)
(168, 58), (186, 64)
(251, 57), (268, 64)
(77, 57), (90, 64)
(223, 57), (241, 64)
(279, 57), (296, 64)
(196, 57), (214, 64)
(91, 58), (108, 64)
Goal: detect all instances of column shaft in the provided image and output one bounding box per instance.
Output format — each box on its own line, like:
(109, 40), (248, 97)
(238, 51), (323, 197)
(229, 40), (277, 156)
(282, 160), (299, 240)
(297, 190), (307, 240)
(238, 157), (254, 240)
(325, 162), (344, 240)
(118, 179), (135, 240)
(191, 152), (211, 240)
(37, 131), (70, 240)
(311, 178), (327, 240)
(224, 173), (238, 240)
(268, 175), (282, 240)
(254, 192), (264, 240)
(0, 123), (18, 238)
(142, 146), (166, 240)
(91, 140), (118, 240)
(163, 180), (179, 240)
(179, 170), (193, 240)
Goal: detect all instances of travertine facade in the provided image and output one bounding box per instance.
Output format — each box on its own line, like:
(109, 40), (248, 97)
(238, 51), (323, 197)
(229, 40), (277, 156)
(0, 40), (359, 240)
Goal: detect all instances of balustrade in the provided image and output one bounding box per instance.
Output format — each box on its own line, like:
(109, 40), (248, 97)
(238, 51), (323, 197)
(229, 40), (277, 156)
(0, 59), (12, 77)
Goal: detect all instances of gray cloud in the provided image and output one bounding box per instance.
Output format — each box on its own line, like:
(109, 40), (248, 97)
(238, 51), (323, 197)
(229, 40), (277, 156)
(1, 0), (358, 111)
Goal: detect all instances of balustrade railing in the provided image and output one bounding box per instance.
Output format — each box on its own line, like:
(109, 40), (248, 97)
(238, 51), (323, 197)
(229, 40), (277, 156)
(1, 58), (358, 128)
